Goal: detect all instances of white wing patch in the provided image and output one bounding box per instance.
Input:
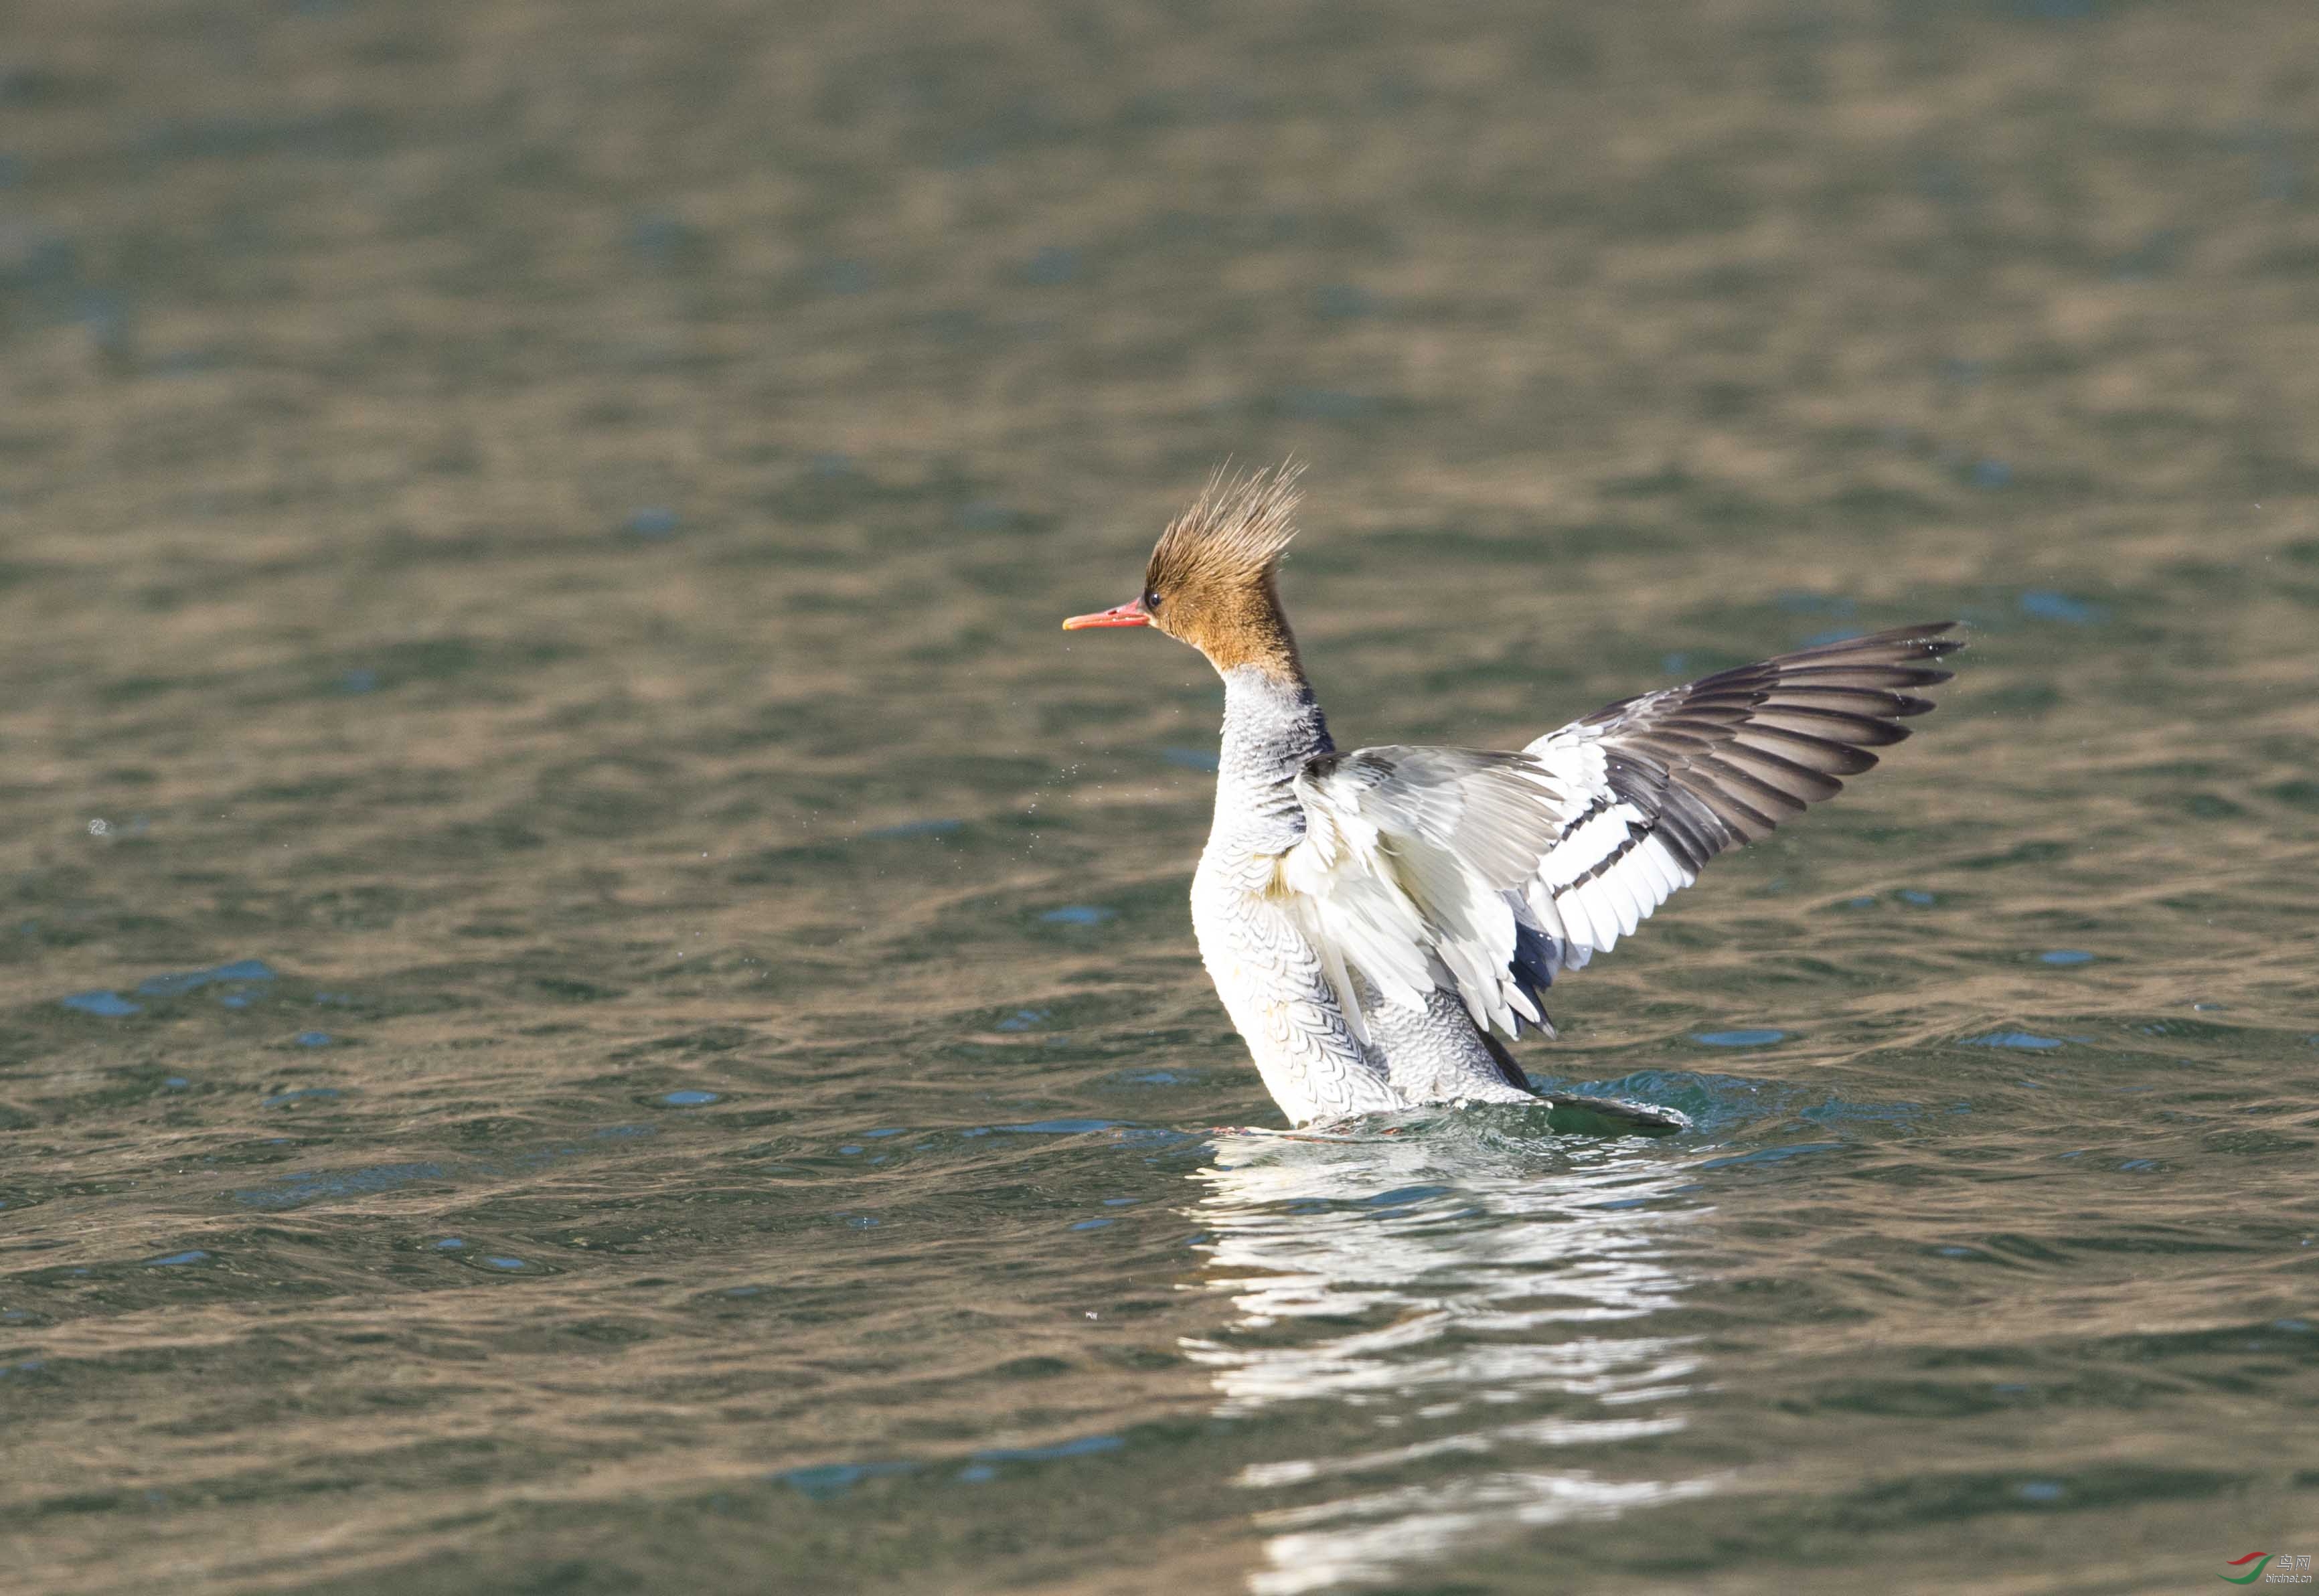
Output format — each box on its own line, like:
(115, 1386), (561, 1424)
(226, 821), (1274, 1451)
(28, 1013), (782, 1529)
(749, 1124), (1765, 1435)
(1526, 729), (1698, 957)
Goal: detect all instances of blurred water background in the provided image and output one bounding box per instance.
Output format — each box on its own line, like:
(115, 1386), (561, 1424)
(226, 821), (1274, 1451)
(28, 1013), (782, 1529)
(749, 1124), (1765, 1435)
(2, 2), (2316, 1592)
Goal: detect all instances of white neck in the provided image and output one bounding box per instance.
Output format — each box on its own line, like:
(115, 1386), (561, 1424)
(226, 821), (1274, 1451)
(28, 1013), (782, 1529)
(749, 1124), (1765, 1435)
(1210, 665), (1332, 856)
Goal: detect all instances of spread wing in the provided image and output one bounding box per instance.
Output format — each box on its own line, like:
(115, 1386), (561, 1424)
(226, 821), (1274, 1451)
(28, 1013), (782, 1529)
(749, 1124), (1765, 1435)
(1280, 623), (1962, 1040)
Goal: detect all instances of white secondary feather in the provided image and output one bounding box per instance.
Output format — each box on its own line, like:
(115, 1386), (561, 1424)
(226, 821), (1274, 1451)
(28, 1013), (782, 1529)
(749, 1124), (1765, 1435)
(1279, 730), (1692, 1038)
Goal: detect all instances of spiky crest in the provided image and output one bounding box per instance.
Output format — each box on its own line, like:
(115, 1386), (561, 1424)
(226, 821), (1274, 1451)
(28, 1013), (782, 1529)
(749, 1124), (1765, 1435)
(1142, 462), (1307, 680)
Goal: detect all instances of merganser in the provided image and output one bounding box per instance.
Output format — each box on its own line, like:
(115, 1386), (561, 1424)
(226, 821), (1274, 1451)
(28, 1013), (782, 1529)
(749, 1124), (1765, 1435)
(1064, 465), (1960, 1131)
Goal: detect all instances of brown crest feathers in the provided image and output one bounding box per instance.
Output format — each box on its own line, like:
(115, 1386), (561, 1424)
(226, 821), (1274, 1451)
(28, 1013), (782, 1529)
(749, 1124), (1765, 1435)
(1145, 461), (1304, 595)
(1141, 462), (1309, 681)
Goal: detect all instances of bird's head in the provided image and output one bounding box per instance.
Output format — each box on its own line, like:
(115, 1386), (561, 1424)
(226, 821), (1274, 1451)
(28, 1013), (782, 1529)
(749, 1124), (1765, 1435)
(1062, 463), (1305, 680)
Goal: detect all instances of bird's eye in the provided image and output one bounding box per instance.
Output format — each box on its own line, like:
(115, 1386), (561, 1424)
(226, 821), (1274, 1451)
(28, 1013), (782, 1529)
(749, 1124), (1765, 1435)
(1141, 588), (1162, 612)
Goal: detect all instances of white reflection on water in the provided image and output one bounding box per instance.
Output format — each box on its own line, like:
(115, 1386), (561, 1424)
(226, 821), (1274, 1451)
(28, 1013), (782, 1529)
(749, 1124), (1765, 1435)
(1182, 1125), (1721, 1595)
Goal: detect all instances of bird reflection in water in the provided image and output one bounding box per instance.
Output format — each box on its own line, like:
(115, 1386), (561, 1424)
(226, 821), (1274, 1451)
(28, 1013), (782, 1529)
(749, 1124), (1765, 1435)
(1180, 1118), (1723, 1595)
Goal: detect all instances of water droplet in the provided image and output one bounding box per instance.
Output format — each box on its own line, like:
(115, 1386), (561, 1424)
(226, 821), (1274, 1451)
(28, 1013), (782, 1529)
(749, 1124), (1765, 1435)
(862, 818), (961, 840)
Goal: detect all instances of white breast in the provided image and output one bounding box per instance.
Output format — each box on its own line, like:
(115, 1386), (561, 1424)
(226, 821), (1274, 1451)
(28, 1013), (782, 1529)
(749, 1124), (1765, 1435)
(1191, 847), (1408, 1125)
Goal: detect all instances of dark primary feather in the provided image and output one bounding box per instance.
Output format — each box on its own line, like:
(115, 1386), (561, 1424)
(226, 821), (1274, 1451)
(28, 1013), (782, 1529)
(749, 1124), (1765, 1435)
(1573, 621), (1961, 868)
